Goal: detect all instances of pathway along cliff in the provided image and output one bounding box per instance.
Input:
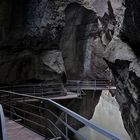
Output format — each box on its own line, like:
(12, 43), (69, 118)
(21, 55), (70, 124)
(0, 0), (140, 140)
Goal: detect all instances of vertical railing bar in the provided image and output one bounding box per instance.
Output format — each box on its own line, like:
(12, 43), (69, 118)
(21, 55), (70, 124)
(23, 95), (26, 125)
(46, 127), (58, 140)
(65, 113), (68, 138)
(95, 80), (96, 91)
(46, 109), (87, 140)
(41, 85), (44, 97)
(0, 105), (8, 140)
(47, 119), (70, 140)
(10, 93), (12, 119)
(34, 85), (35, 96)
(0, 90), (122, 140)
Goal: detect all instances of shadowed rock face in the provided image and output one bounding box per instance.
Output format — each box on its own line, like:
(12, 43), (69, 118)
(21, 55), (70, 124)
(0, 0), (67, 85)
(104, 0), (140, 140)
(60, 3), (111, 80)
(0, 0), (113, 84)
(0, 0), (115, 136)
(3, 0), (140, 139)
(120, 0), (140, 56)
(0, 49), (65, 84)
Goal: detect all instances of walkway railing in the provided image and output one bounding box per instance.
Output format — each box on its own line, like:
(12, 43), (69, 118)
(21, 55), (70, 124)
(0, 80), (116, 99)
(0, 104), (8, 140)
(0, 90), (123, 140)
(0, 83), (66, 98)
(65, 80), (116, 97)
(65, 80), (115, 90)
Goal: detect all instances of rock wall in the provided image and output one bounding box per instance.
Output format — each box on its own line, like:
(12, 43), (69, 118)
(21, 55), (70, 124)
(3, 0), (140, 139)
(0, 0), (68, 85)
(60, 2), (111, 80)
(104, 0), (140, 140)
(0, 1), (116, 138)
(0, 0), (113, 133)
(0, 0), (113, 85)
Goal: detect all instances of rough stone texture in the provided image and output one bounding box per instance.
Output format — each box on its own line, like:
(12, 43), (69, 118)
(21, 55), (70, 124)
(0, 0), (117, 84)
(120, 0), (140, 56)
(0, 1), (69, 85)
(0, 2), (115, 140)
(104, 0), (140, 140)
(60, 3), (111, 80)
(2, 0), (138, 139)
(0, 49), (65, 85)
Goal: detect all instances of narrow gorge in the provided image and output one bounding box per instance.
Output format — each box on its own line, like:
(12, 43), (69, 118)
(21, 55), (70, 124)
(0, 0), (140, 140)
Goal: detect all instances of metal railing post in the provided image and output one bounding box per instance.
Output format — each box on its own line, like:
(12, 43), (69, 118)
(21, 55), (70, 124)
(65, 113), (68, 138)
(41, 85), (43, 97)
(95, 80), (96, 91)
(0, 105), (8, 140)
(0, 88), (121, 140)
(33, 85), (35, 96)
(23, 95), (26, 125)
(10, 93), (12, 119)
(77, 81), (82, 98)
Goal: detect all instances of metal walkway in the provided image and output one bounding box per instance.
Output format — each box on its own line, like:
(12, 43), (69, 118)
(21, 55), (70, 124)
(0, 90), (124, 140)
(5, 118), (44, 140)
(49, 92), (80, 100)
(0, 80), (116, 100)
(65, 80), (116, 91)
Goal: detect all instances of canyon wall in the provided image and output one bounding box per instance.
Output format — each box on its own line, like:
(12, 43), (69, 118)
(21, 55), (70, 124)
(104, 0), (140, 140)
(0, 0), (112, 135)
(1, 0), (140, 140)
(0, 0), (113, 84)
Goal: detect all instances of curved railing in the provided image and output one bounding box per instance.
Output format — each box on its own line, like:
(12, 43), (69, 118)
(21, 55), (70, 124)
(0, 80), (116, 99)
(65, 80), (115, 90)
(0, 90), (124, 140)
(0, 83), (66, 98)
(0, 105), (8, 140)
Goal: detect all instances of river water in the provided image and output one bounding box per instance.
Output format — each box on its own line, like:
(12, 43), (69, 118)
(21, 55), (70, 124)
(75, 90), (131, 140)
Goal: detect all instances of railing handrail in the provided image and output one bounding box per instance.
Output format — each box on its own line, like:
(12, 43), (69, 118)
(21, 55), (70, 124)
(0, 105), (8, 140)
(0, 83), (63, 89)
(0, 79), (113, 88)
(0, 90), (123, 140)
(0, 80), (115, 91)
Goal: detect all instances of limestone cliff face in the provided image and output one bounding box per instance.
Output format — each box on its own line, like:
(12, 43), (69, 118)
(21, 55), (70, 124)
(0, 0), (113, 84)
(104, 0), (140, 140)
